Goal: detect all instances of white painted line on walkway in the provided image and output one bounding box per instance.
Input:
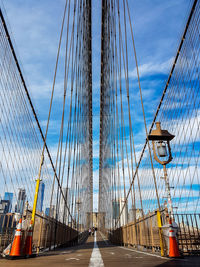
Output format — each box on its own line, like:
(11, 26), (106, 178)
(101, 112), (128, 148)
(119, 246), (169, 260)
(65, 258), (80, 261)
(60, 251), (72, 254)
(125, 253), (132, 258)
(41, 244), (58, 253)
(89, 232), (104, 267)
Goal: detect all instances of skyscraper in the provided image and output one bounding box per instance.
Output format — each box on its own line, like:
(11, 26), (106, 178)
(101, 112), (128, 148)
(45, 207), (50, 216)
(112, 200), (120, 220)
(16, 189), (26, 214)
(4, 192), (13, 212)
(37, 182), (45, 212)
(112, 198), (128, 226)
(0, 200), (10, 214)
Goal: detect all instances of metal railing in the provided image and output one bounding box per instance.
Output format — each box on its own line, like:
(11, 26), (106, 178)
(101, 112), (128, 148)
(174, 213), (200, 255)
(109, 212), (200, 256)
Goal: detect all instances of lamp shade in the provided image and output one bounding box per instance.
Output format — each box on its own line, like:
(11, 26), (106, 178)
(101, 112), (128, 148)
(148, 122), (175, 141)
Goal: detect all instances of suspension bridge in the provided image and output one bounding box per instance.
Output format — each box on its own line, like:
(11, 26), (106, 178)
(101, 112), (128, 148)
(0, 0), (199, 266)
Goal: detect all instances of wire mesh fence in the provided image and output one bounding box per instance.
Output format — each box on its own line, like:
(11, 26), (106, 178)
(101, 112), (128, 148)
(110, 211), (200, 255)
(0, 0), (93, 253)
(98, 0), (200, 255)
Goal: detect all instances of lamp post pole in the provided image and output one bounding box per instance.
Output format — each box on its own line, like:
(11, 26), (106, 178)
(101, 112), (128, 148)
(163, 164), (173, 219)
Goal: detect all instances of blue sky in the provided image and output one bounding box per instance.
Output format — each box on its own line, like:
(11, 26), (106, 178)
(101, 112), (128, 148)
(1, 0), (194, 211)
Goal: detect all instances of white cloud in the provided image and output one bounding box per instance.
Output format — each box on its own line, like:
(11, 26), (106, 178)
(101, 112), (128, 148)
(127, 58), (174, 79)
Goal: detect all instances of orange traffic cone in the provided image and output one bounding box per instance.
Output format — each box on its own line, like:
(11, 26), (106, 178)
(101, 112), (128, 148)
(23, 220), (33, 256)
(168, 219), (180, 258)
(9, 218), (23, 258)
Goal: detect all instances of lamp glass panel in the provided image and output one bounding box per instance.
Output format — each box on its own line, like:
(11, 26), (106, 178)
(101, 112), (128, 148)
(157, 143), (168, 157)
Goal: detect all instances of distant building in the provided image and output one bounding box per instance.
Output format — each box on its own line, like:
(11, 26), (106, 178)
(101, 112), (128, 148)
(51, 205), (57, 218)
(128, 208), (136, 223)
(112, 200), (120, 220)
(16, 189), (26, 215)
(37, 182), (45, 212)
(4, 192), (13, 213)
(0, 200), (10, 214)
(45, 207), (50, 216)
(112, 198), (128, 226)
(0, 214), (16, 232)
(46, 205), (57, 218)
(136, 208), (143, 220)
(45, 206), (59, 218)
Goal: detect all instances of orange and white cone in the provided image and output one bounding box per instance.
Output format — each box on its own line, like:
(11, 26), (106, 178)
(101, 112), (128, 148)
(23, 220), (33, 256)
(168, 219), (180, 258)
(9, 218), (22, 257)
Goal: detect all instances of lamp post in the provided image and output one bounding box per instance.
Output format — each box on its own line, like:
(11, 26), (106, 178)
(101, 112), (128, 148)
(148, 122), (175, 220)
